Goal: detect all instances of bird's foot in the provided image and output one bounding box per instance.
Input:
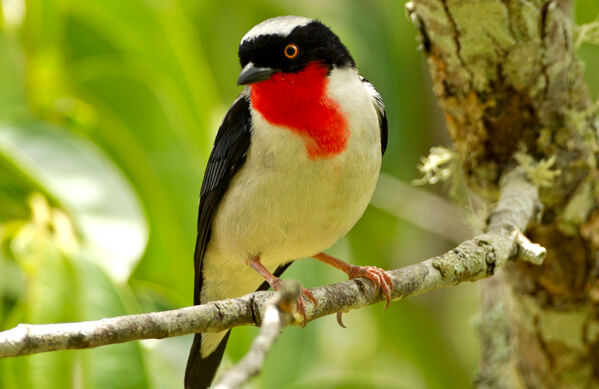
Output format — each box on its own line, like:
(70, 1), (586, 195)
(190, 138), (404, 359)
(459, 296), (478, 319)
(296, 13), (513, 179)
(313, 253), (393, 328)
(296, 288), (317, 328)
(333, 265), (392, 328)
(271, 279), (316, 328)
(313, 253), (393, 309)
(347, 265), (393, 308)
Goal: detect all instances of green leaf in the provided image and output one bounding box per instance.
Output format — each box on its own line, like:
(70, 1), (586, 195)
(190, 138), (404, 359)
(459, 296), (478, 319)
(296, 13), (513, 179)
(0, 121), (148, 282)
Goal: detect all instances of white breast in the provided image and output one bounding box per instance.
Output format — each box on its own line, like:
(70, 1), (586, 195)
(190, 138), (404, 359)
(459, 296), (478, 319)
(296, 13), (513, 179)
(199, 67), (382, 355)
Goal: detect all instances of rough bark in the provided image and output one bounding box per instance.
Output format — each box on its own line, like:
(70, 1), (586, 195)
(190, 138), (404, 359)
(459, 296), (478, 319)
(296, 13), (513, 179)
(407, 0), (599, 387)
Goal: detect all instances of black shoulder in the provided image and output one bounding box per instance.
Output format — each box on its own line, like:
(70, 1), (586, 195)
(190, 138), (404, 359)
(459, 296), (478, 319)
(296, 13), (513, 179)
(193, 94), (252, 305)
(361, 77), (388, 155)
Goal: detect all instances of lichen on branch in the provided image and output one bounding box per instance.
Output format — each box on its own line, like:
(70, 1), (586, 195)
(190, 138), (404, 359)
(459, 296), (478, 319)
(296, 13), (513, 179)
(407, 0), (599, 387)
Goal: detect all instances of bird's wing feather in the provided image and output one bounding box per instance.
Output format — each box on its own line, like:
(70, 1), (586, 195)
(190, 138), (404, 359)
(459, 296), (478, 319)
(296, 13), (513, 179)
(185, 94), (253, 389)
(361, 77), (388, 155)
(193, 93), (253, 305)
(186, 93), (294, 389)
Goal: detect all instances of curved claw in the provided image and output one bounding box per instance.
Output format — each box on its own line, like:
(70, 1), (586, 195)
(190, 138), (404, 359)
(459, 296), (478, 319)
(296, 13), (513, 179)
(348, 265), (393, 309)
(336, 312), (347, 328)
(296, 288), (317, 328)
(296, 296), (308, 328)
(301, 288), (318, 307)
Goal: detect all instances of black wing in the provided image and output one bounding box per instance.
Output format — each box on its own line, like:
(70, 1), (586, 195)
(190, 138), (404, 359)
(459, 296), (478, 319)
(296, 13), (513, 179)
(378, 105), (388, 155)
(185, 95), (252, 389)
(193, 94), (253, 305)
(361, 77), (388, 155)
(185, 94), (294, 389)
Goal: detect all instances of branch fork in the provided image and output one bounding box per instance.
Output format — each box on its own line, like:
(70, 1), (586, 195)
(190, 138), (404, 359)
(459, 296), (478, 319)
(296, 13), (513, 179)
(214, 280), (300, 389)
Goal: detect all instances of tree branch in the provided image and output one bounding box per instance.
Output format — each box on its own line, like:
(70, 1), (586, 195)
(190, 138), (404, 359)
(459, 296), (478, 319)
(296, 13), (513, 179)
(0, 169), (544, 359)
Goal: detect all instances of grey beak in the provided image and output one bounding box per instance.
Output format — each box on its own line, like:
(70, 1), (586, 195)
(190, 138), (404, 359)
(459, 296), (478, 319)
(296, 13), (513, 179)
(237, 62), (275, 85)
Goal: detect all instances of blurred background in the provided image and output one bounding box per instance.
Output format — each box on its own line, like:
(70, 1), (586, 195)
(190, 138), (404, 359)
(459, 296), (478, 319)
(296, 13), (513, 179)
(0, 0), (597, 388)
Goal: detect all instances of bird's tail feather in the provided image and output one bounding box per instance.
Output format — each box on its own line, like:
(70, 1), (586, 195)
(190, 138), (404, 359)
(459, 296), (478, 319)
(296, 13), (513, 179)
(184, 331), (231, 389)
(184, 261), (291, 388)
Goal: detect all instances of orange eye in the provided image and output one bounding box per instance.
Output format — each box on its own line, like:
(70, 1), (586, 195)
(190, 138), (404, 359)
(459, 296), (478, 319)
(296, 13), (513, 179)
(284, 44), (299, 59)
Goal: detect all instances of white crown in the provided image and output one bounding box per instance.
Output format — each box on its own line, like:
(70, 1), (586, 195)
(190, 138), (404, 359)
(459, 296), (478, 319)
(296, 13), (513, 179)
(241, 16), (313, 44)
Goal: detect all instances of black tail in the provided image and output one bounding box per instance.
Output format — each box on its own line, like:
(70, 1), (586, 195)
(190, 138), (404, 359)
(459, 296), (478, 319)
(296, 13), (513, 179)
(184, 331), (231, 389)
(184, 261), (291, 388)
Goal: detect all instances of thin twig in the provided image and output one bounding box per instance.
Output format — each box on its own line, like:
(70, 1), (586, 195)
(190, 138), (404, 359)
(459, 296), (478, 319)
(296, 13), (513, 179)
(213, 280), (300, 389)
(0, 169), (544, 359)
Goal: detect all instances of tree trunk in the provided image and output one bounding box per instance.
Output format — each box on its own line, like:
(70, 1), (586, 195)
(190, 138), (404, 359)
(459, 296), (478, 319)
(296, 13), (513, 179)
(408, 0), (599, 387)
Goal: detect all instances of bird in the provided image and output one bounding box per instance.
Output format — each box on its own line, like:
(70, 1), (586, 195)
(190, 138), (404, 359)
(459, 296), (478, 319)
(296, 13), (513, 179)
(184, 15), (392, 389)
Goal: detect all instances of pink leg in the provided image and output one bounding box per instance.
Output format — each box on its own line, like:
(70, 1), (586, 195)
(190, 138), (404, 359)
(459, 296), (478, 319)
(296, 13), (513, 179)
(313, 252), (393, 308)
(247, 256), (317, 327)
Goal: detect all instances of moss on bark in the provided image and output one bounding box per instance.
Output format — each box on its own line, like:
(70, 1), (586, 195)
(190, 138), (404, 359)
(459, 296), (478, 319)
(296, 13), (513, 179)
(409, 0), (599, 387)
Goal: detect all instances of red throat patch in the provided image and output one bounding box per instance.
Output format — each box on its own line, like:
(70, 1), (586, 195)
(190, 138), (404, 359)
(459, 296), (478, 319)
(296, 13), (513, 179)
(249, 62), (349, 159)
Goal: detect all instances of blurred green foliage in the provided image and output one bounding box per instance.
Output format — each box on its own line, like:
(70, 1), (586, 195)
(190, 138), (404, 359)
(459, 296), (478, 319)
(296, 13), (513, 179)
(0, 1), (597, 388)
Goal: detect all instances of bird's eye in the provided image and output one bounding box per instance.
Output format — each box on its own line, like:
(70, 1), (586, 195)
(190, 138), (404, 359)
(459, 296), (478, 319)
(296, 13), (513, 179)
(284, 44), (299, 59)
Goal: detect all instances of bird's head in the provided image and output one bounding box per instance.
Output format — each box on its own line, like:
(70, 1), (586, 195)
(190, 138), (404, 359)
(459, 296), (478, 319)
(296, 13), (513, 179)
(237, 16), (355, 85)
(237, 16), (357, 159)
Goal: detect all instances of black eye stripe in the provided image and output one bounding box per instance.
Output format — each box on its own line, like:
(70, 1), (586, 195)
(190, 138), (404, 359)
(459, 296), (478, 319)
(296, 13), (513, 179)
(238, 21), (355, 72)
